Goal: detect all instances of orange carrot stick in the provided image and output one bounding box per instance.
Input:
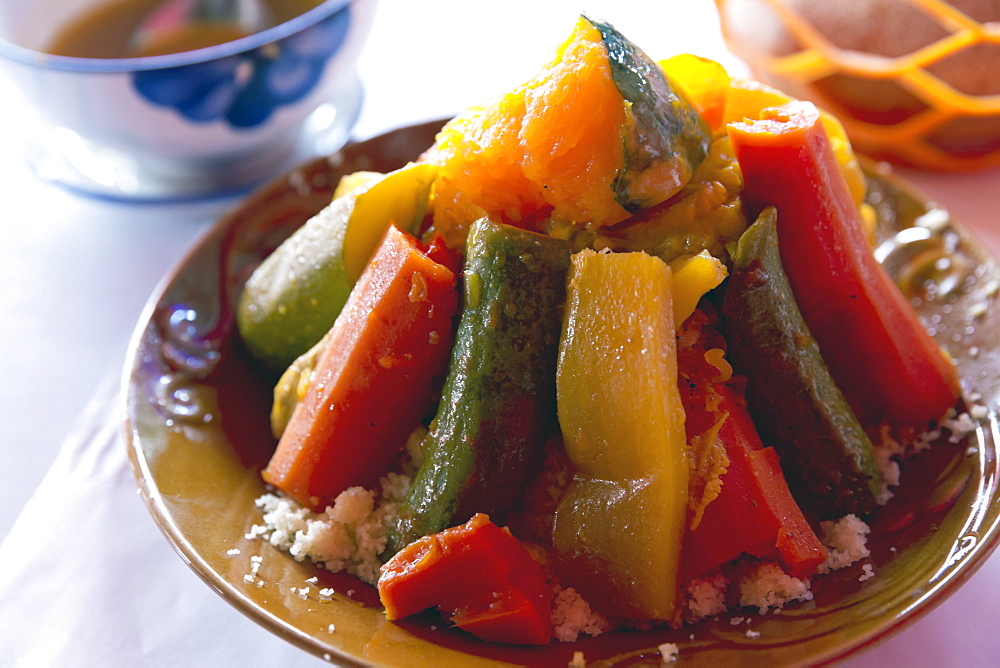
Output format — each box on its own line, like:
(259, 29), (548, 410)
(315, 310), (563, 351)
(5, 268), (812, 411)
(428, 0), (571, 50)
(728, 101), (960, 430)
(262, 225), (458, 510)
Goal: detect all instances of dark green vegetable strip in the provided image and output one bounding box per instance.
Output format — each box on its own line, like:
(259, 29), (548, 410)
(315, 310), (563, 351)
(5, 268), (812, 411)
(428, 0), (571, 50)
(387, 218), (571, 554)
(722, 207), (882, 518)
(586, 15), (711, 211)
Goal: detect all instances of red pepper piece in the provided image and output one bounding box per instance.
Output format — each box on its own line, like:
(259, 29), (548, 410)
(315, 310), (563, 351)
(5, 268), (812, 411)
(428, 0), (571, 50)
(678, 311), (827, 582)
(746, 446), (829, 575)
(378, 514), (553, 645)
(680, 383), (828, 580)
(421, 231), (461, 275)
(727, 101), (960, 430)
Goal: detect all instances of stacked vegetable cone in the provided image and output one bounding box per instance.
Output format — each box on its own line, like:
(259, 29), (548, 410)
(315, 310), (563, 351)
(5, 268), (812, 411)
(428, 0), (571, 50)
(236, 15), (961, 645)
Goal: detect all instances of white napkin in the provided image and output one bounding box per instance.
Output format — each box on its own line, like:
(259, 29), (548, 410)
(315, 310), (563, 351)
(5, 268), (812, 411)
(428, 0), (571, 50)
(0, 370), (322, 667)
(3, 368), (1000, 667)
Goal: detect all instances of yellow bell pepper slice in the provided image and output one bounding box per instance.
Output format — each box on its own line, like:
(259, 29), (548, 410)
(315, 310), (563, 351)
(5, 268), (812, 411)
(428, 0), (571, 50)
(553, 249), (688, 620)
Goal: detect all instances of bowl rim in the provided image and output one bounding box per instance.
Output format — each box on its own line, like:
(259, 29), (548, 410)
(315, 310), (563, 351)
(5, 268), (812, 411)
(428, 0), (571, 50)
(0, 0), (358, 73)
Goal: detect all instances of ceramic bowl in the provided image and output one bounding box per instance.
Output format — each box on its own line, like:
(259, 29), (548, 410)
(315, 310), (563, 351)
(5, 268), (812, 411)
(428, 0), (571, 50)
(0, 0), (375, 200)
(123, 120), (1000, 665)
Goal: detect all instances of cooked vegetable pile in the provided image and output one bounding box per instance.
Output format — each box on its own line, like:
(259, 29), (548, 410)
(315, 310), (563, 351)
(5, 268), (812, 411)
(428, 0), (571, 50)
(237, 15), (962, 645)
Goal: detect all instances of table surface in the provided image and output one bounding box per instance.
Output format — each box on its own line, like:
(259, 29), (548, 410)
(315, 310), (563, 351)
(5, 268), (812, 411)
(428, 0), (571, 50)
(3, 2), (1000, 666)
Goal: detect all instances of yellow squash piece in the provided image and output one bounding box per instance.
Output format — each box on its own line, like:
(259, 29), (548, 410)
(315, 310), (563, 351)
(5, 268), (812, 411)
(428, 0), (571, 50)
(339, 163), (438, 282)
(332, 170), (383, 199)
(424, 17), (710, 248)
(424, 17), (628, 247)
(669, 250), (728, 327)
(553, 249), (688, 620)
(659, 53), (731, 130)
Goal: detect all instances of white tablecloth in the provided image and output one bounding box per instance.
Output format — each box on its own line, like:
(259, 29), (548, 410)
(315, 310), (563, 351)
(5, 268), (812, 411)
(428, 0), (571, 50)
(2, 2), (1000, 665)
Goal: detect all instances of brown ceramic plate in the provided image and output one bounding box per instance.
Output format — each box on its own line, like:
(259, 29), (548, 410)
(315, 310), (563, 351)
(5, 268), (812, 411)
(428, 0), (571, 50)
(124, 120), (1000, 666)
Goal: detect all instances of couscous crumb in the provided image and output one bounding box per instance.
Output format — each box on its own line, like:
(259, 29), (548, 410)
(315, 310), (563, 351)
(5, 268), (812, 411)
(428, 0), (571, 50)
(817, 514), (871, 574)
(684, 572), (728, 621)
(658, 642), (679, 663)
(252, 468), (413, 586)
(551, 586), (612, 642)
(737, 563), (813, 613)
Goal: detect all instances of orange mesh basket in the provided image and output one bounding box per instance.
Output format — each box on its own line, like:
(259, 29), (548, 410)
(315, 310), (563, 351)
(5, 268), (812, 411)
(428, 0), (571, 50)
(716, 0), (1000, 171)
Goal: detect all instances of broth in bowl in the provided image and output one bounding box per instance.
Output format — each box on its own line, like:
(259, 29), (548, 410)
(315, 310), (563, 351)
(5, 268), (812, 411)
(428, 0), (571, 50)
(46, 0), (324, 58)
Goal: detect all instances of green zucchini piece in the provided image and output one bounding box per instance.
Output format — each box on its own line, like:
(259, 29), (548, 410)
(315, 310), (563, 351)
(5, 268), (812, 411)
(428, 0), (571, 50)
(387, 217), (571, 554)
(722, 207), (882, 518)
(585, 15), (712, 212)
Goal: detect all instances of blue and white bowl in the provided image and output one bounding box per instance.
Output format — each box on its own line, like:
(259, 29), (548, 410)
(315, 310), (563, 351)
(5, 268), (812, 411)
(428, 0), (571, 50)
(0, 0), (375, 200)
